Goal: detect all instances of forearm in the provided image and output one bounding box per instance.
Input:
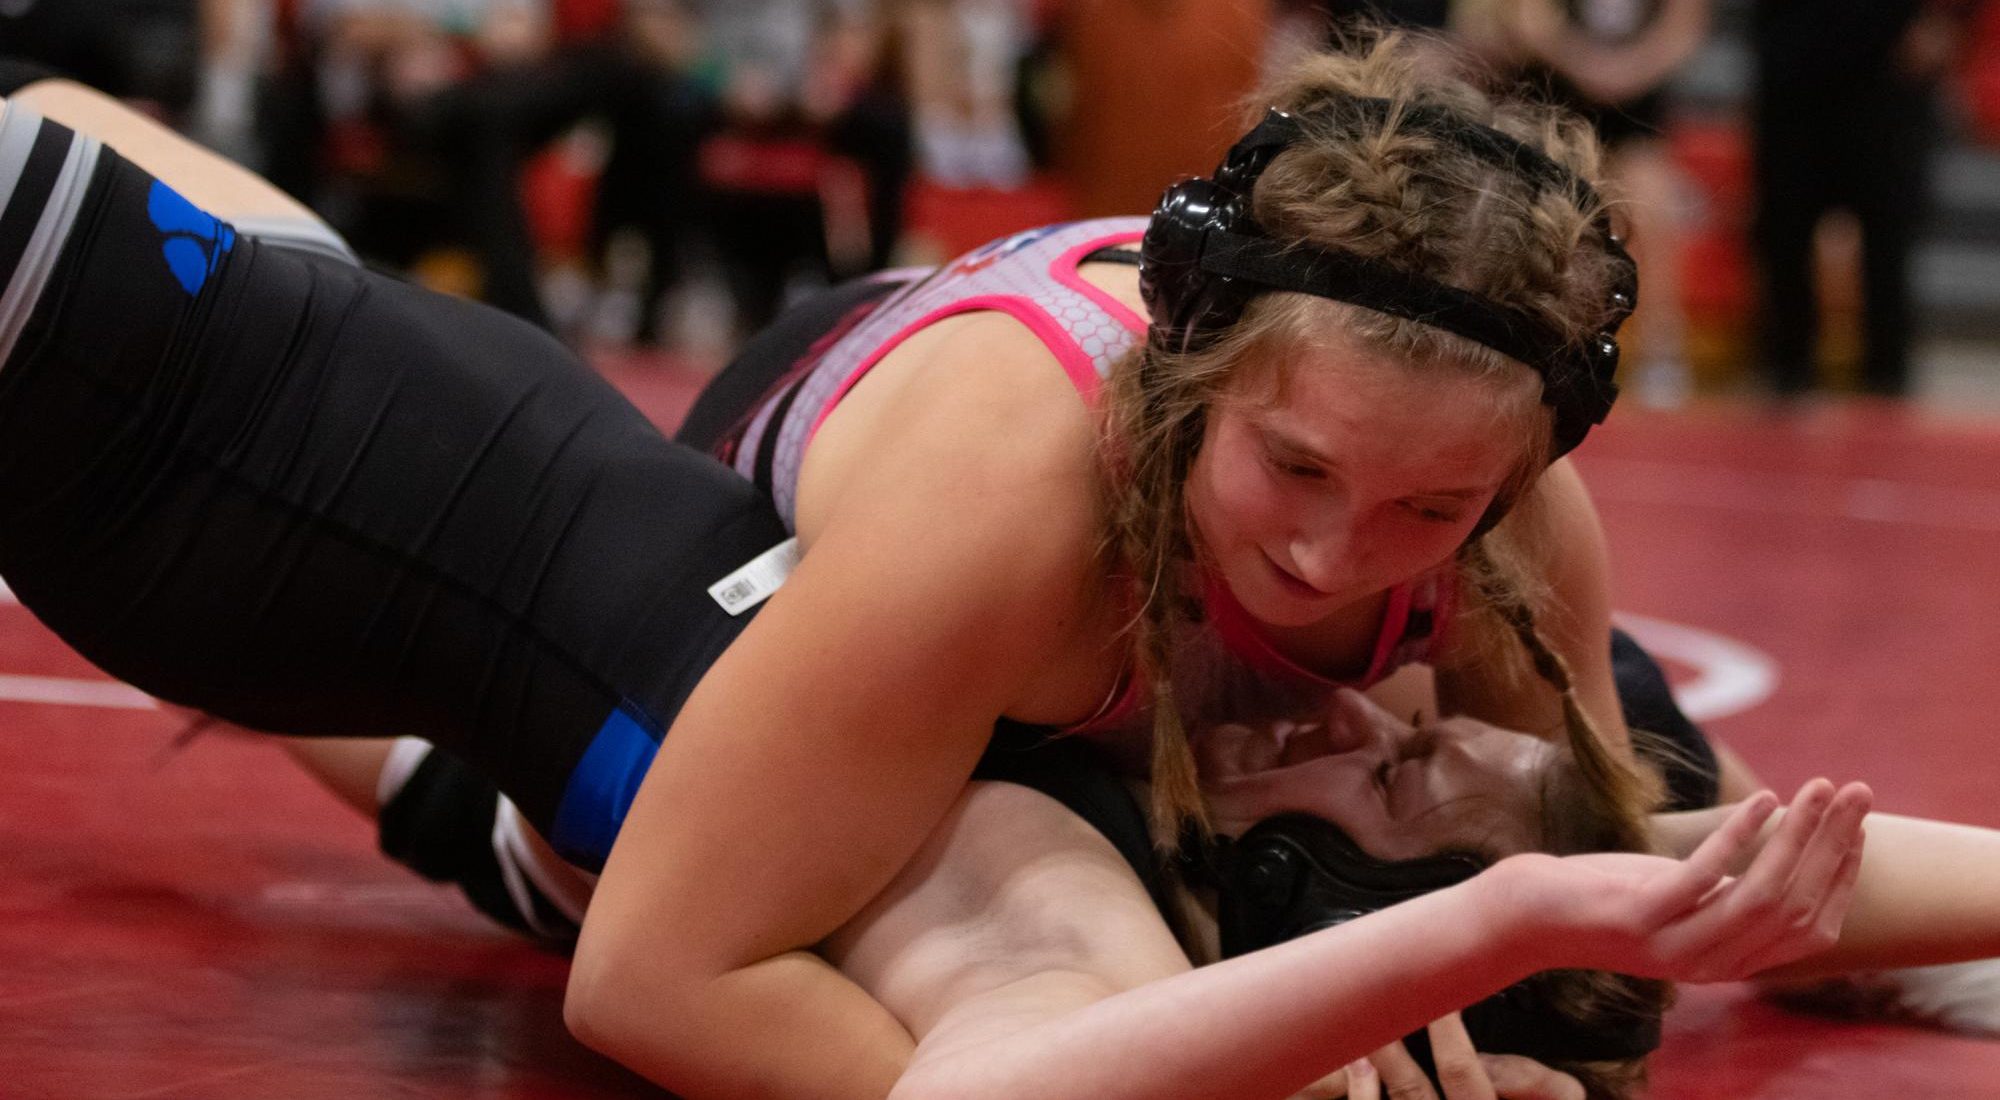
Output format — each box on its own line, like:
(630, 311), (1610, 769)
(568, 948), (916, 1100)
(1765, 811), (2000, 978)
(1654, 806), (2000, 978)
(890, 879), (1534, 1100)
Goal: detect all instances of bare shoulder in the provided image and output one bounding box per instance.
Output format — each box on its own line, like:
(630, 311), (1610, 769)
(1520, 457), (1613, 631)
(1437, 457), (1622, 736)
(798, 306), (1114, 659)
(822, 782), (1188, 1038)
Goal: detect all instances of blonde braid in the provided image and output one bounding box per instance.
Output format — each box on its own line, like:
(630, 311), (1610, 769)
(1459, 537), (1661, 854)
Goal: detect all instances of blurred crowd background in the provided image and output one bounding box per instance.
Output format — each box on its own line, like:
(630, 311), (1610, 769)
(5, 0), (1995, 406)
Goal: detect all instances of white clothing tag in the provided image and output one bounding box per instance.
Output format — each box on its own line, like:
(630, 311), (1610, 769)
(708, 537), (802, 616)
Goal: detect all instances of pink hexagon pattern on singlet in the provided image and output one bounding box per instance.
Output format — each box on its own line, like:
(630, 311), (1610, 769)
(732, 218), (1151, 526)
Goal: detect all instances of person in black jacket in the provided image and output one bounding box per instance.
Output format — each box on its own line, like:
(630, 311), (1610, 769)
(1751, 0), (1977, 396)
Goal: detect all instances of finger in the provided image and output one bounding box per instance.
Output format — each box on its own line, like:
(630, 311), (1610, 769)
(1745, 821), (1867, 976)
(1690, 787), (1867, 980)
(1289, 1067), (1350, 1100)
(1779, 783), (1872, 914)
(1345, 1058), (1381, 1100)
(1671, 784), (1830, 976)
(1368, 1039), (1441, 1100)
(1424, 1014), (1496, 1100)
(1683, 790), (1780, 878)
(1655, 791), (1780, 916)
(1812, 828), (1867, 940)
(1477, 1054), (1586, 1100)
(1730, 781), (1836, 906)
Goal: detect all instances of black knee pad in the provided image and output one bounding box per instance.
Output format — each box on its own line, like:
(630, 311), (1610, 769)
(378, 747), (581, 945)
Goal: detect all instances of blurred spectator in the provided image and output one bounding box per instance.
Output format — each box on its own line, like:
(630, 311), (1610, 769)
(190, 0), (272, 166)
(1750, 0), (1980, 397)
(263, 0), (719, 338)
(900, 0), (1031, 188)
(1054, 0), (1266, 218)
(690, 0), (911, 337)
(1480, 0), (1711, 407)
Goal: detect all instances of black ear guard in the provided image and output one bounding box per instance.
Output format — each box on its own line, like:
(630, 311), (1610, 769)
(1210, 815), (1663, 1073)
(1139, 99), (1639, 458)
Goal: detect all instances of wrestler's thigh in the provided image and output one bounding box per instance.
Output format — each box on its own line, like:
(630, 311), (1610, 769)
(10, 79), (322, 228)
(0, 133), (785, 837)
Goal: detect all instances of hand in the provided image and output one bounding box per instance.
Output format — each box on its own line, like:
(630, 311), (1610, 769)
(1499, 779), (1872, 983)
(1311, 1013), (1583, 1100)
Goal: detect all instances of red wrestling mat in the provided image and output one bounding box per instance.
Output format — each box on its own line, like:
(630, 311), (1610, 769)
(3, 374), (1999, 1098)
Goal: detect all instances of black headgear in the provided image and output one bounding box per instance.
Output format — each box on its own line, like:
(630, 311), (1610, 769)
(1208, 815), (1664, 1075)
(1138, 97), (1639, 458)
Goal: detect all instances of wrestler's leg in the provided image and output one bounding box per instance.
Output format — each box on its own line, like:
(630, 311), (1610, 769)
(3, 80), (604, 915)
(280, 737), (397, 817)
(18, 80), (603, 911)
(7, 77), (511, 874)
(8, 76), (350, 259)
(0, 97), (787, 868)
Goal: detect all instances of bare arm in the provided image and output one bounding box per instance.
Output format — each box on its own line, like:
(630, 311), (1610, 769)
(1438, 458), (1632, 755)
(564, 345), (1112, 1098)
(1656, 804), (2000, 978)
(822, 780), (1865, 1100)
(832, 781), (1534, 1100)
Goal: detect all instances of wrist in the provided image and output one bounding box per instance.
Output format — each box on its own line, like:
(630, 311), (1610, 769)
(1467, 854), (1572, 975)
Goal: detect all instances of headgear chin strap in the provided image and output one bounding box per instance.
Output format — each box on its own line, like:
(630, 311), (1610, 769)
(1139, 98), (1639, 457)
(1209, 815), (1664, 1074)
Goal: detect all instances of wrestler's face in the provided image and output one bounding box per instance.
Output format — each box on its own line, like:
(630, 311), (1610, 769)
(1185, 341), (1536, 630)
(1200, 688), (1552, 861)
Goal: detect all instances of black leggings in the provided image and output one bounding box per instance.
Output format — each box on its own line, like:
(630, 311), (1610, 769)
(0, 130), (785, 868)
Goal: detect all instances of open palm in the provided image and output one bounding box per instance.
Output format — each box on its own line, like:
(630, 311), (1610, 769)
(1503, 780), (1871, 983)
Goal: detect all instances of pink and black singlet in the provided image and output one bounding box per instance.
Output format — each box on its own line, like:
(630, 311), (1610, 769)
(680, 217), (1458, 735)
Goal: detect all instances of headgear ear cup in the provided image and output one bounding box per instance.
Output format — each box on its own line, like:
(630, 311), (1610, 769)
(1212, 815), (1663, 1071)
(1139, 178), (1244, 351)
(1140, 110), (1310, 353)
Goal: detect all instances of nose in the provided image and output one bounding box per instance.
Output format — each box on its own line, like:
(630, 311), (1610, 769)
(1286, 503), (1354, 593)
(1326, 688), (1411, 759)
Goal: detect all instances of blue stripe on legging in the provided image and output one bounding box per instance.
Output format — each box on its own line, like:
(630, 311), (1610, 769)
(551, 706), (660, 870)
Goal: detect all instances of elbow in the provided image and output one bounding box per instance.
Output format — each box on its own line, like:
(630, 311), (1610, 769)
(561, 936), (698, 1071)
(561, 949), (629, 1056)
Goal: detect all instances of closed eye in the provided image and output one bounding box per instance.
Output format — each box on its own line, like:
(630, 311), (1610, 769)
(1265, 451), (1325, 481)
(1400, 500), (1465, 524)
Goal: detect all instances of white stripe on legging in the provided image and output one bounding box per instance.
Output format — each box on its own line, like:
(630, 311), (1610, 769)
(0, 124), (101, 371)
